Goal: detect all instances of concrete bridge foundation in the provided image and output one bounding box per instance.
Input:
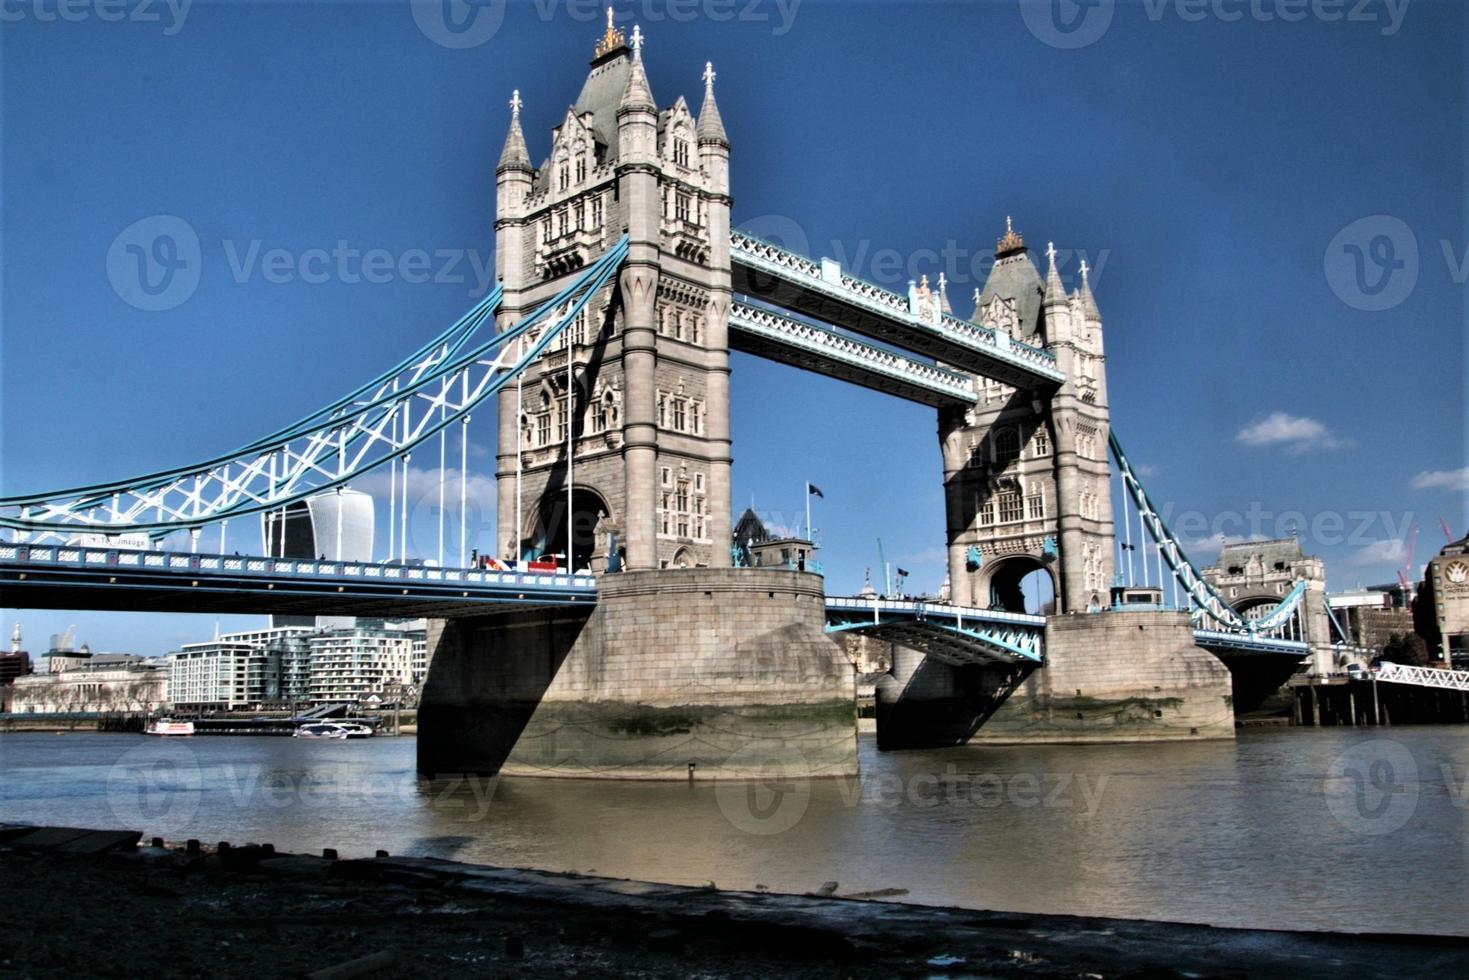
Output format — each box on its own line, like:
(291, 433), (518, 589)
(418, 568), (858, 779)
(875, 610), (1235, 748)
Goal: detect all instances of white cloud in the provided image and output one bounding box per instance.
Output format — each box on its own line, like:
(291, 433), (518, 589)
(1235, 412), (1347, 454)
(1134, 463), (1161, 479)
(1177, 532), (1267, 555)
(1348, 538), (1410, 568)
(895, 546), (948, 566)
(1411, 467), (1469, 492)
(351, 465), (497, 512)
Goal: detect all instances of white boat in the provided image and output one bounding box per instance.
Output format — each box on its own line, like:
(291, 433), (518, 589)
(293, 721), (374, 740)
(146, 720), (195, 736)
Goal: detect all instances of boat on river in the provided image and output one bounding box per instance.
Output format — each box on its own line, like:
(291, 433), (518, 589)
(293, 721), (374, 740)
(145, 720), (196, 736)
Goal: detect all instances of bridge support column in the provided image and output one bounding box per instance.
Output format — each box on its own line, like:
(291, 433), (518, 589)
(418, 569), (857, 779)
(969, 610), (1236, 743)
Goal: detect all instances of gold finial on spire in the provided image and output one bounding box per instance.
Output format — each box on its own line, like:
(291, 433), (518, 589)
(995, 215), (1025, 258)
(594, 6), (626, 59)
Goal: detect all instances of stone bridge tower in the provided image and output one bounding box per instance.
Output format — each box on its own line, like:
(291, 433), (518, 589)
(493, 18), (732, 572)
(1202, 537), (1331, 674)
(939, 222), (1115, 614)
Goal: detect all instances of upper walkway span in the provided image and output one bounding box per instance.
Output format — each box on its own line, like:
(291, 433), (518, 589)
(730, 231), (1064, 390)
(729, 301), (976, 408)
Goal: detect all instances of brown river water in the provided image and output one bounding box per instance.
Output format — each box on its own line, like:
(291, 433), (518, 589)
(3, 727), (1466, 935)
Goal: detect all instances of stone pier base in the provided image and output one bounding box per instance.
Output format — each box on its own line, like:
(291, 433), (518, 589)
(960, 610), (1235, 744)
(418, 568), (857, 779)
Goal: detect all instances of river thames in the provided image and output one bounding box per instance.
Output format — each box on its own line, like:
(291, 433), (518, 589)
(3, 727), (1465, 936)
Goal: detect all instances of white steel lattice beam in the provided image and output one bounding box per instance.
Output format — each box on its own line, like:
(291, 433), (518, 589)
(3, 237), (628, 541)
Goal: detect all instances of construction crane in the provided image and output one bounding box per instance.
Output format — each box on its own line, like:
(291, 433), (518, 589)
(1396, 524), (1419, 595)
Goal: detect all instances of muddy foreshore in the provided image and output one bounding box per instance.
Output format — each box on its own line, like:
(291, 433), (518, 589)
(1, 825), (1462, 978)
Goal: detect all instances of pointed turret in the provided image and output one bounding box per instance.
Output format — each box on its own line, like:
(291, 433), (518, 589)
(618, 24), (656, 113)
(1043, 242), (1067, 306)
(496, 90), (535, 221)
(1076, 259), (1100, 323)
(497, 89), (532, 173)
(696, 61), (727, 146)
(937, 272), (952, 315)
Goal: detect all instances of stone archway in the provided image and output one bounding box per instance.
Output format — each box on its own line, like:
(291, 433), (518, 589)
(533, 487), (610, 573)
(981, 554), (1058, 615)
(1234, 592), (1303, 642)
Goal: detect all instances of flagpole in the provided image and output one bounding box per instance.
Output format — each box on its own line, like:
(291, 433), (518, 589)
(805, 482), (812, 542)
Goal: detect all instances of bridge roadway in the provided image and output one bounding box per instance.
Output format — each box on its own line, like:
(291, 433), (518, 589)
(0, 545), (1304, 665)
(730, 231), (1065, 390)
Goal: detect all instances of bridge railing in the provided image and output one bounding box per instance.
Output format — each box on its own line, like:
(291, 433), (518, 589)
(0, 543), (598, 593)
(825, 595), (1048, 626)
(1375, 661), (1469, 691)
(1192, 629), (1309, 655)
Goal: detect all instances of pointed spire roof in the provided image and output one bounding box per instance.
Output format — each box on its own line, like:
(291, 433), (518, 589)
(696, 61), (728, 145)
(1043, 241), (1067, 306)
(976, 216), (1044, 335)
(1077, 259), (1100, 320)
(618, 24), (655, 112)
(937, 272), (952, 314)
(497, 89), (532, 172)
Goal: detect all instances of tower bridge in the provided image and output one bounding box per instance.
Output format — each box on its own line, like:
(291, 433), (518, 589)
(0, 16), (1315, 778)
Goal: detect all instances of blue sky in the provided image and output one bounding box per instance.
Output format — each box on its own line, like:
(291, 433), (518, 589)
(2, 0), (1464, 654)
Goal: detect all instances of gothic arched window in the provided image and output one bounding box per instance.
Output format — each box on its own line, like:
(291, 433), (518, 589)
(995, 427), (1021, 464)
